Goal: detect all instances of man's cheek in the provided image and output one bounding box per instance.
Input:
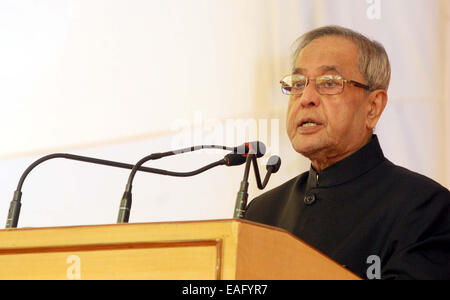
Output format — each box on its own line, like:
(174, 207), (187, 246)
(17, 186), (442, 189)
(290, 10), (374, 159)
(286, 110), (295, 136)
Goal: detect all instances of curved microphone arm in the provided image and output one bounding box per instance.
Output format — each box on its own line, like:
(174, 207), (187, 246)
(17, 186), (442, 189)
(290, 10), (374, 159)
(122, 144), (242, 192)
(14, 153), (172, 192)
(150, 144), (237, 160)
(7, 153), (173, 229)
(250, 155), (282, 190)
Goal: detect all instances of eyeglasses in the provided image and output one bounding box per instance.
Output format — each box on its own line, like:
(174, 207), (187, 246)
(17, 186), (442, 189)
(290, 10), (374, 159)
(280, 74), (370, 95)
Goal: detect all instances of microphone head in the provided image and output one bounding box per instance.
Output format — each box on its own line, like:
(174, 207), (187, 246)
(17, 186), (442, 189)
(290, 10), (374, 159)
(230, 141), (266, 163)
(266, 155), (281, 173)
(224, 153), (247, 166)
(245, 141), (266, 158)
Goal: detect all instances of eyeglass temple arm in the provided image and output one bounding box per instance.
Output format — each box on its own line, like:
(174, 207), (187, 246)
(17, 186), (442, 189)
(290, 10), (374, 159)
(347, 80), (370, 90)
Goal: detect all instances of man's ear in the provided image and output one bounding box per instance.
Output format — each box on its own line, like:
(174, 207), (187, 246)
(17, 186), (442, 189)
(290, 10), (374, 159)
(366, 90), (388, 130)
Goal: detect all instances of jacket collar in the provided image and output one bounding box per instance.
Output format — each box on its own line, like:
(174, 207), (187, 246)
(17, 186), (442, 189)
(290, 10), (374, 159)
(306, 135), (386, 191)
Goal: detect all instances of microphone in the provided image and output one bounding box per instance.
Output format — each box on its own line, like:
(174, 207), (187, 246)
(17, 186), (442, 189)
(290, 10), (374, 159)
(116, 142), (265, 223)
(241, 141), (266, 158)
(5, 152), (245, 229)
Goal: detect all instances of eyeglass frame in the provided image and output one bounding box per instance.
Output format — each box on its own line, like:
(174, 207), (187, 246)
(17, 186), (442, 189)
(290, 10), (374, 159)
(280, 74), (370, 96)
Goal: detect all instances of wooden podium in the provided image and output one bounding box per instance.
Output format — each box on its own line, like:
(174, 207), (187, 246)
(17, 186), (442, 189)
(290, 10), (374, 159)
(0, 219), (359, 280)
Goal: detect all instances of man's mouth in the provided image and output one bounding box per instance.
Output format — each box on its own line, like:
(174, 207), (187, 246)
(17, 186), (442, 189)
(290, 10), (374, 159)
(298, 118), (322, 128)
(301, 122), (319, 127)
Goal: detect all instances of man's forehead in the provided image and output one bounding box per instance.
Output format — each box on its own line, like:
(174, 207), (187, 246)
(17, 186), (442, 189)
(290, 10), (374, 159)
(293, 65), (343, 75)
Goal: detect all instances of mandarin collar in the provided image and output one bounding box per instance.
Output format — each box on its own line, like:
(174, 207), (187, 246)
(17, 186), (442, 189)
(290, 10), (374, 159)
(305, 135), (386, 191)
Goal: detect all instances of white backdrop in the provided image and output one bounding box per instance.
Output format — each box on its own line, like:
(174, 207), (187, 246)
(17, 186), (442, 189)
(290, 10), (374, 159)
(0, 0), (448, 228)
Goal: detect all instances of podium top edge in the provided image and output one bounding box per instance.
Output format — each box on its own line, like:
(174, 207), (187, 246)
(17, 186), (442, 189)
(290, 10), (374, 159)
(1, 218), (282, 233)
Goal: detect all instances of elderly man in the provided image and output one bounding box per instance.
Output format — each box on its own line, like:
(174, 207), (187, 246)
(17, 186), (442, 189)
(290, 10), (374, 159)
(244, 26), (450, 280)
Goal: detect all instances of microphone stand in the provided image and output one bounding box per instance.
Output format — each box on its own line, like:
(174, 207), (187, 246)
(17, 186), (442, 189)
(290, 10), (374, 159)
(233, 154), (254, 219)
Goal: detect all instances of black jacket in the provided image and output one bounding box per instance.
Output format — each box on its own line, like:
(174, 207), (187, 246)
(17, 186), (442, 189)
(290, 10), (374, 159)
(245, 135), (450, 280)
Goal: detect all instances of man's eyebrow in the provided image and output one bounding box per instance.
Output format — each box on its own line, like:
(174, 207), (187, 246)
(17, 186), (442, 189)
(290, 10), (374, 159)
(293, 68), (306, 74)
(318, 65), (342, 74)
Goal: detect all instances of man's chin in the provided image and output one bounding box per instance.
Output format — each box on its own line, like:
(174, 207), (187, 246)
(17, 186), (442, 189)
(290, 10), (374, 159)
(291, 132), (326, 153)
(292, 143), (324, 159)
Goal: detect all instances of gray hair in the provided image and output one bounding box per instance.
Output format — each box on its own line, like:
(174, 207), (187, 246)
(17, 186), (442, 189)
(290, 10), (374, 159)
(292, 25), (391, 91)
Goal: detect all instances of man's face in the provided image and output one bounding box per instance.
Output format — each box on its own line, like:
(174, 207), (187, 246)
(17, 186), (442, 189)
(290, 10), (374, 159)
(286, 35), (372, 167)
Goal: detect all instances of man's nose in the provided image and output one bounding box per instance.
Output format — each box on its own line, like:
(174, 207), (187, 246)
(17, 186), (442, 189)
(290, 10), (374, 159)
(298, 81), (321, 108)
